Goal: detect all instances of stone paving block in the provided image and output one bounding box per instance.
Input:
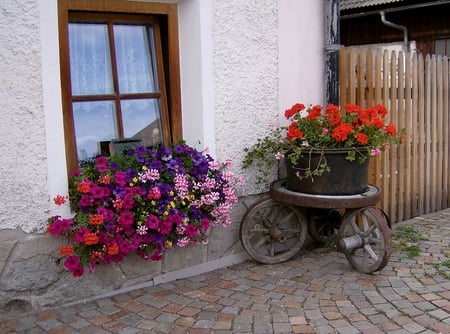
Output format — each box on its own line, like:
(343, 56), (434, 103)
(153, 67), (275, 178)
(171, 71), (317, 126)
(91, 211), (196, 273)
(402, 322), (427, 333)
(427, 308), (450, 320)
(36, 318), (64, 331)
(253, 322), (273, 333)
(213, 320), (232, 330)
(291, 324), (315, 333)
(155, 312), (180, 323)
(117, 326), (140, 334)
(233, 321), (253, 332)
(272, 322), (291, 333)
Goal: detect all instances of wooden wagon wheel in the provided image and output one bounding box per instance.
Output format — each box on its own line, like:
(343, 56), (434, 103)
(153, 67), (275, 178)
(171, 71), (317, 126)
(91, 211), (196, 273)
(307, 208), (343, 244)
(240, 199), (307, 264)
(338, 207), (391, 274)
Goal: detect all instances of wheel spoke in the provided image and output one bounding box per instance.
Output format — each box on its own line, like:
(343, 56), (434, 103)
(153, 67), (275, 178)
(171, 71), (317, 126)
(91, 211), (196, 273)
(363, 244), (379, 261)
(350, 218), (362, 234)
(252, 235), (271, 250)
(361, 214), (370, 232)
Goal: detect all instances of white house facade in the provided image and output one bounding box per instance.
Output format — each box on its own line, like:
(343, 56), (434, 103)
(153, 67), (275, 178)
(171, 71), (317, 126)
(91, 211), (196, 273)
(0, 0), (324, 309)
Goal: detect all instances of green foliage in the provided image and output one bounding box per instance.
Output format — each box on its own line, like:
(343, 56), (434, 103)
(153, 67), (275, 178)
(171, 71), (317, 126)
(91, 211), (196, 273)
(393, 224), (427, 259)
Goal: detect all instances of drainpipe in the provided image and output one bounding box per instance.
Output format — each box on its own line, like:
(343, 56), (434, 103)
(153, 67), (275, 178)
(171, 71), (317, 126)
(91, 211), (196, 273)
(324, 0), (340, 105)
(380, 11), (409, 51)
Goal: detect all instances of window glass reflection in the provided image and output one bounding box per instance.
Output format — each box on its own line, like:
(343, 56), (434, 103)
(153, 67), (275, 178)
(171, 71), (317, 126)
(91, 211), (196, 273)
(73, 101), (117, 161)
(121, 99), (163, 146)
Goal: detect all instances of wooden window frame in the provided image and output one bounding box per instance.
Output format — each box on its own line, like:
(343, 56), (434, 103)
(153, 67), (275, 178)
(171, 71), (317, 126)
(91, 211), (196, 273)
(58, 0), (182, 173)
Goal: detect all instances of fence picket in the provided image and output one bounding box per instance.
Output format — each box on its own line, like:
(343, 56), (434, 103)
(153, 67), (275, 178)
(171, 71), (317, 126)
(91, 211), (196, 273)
(418, 54), (425, 216)
(444, 57), (450, 208)
(404, 52), (412, 218)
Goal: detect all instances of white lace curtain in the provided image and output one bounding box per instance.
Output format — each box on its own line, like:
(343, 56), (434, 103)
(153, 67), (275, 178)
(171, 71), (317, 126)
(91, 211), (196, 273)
(69, 23), (157, 96)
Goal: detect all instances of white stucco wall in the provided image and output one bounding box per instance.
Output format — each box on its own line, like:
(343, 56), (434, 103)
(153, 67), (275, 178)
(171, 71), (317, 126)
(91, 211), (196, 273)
(213, 0), (279, 189)
(279, 0), (325, 110)
(0, 0), (49, 233)
(0, 0), (325, 231)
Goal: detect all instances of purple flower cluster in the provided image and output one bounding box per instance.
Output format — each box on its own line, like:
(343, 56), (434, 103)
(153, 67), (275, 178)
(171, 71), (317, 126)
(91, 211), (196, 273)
(48, 143), (239, 277)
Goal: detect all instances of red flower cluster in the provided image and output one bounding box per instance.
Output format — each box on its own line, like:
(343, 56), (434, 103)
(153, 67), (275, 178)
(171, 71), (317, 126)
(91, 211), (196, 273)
(284, 103), (400, 151)
(243, 101), (404, 184)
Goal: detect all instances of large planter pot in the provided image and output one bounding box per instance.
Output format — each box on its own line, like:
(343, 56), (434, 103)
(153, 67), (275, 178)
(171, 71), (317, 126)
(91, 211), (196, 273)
(285, 148), (370, 195)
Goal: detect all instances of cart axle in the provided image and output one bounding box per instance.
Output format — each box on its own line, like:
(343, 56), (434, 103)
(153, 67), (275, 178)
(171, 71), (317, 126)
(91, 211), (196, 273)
(269, 225), (287, 243)
(339, 234), (365, 250)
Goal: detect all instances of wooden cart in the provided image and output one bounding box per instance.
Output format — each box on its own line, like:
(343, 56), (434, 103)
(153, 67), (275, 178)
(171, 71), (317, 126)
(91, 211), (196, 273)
(240, 180), (392, 274)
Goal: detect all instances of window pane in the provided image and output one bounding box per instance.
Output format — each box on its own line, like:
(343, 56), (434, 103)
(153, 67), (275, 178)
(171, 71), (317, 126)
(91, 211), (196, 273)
(121, 99), (163, 146)
(69, 23), (114, 95)
(73, 101), (118, 161)
(114, 25), (158, 93)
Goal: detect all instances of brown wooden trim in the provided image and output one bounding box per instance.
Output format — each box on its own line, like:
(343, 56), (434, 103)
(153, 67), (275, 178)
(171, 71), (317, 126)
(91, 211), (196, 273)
(58, 0), (78, 173)
(61, 0), (176, 15)
(166, 6), (182, 142)
(152, 21), (172, 145)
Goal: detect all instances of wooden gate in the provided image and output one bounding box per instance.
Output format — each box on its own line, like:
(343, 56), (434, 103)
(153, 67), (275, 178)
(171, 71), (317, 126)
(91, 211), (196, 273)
(340, 47), (450, 223)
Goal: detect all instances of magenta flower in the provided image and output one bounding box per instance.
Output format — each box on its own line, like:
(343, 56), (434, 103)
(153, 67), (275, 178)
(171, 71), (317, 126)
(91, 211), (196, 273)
(79, 194), (94, 207)
(91, 185), (107, 199)
(122, 196), (135, 210)
(72, 266), (85, 277)
(74, 227), (89, 243)
(64, 255), (80, 271)
(145, 215), (160, 229)
(114, 172), (127, 186)
(95, 156), (108, 172)
(119, 211), (134, 227)
(185, 224), (199, 237)
(159, 219), (173, 235)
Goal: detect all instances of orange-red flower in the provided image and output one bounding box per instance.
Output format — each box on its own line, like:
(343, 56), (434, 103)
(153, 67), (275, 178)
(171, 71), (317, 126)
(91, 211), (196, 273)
(53, 195), (66, 206)
(284, 103), (305, 118)
(59, 245), (73, 256)
(89, 251), (104, 262)
(287, 124), (303, 142)
(385, 123), (397, 136)
(374, 104), (388, 117)
(306, 107), (321, 120)
(325, 104), (342, 126)
(107, 244), (119, 256)
(331, 123), (353, 142)
(344, 103), (362, 114)
(355, 133), (369, 145)
(76, 180), (91, 193)
(89, 214), (104, 226)
(98, 175), (111, 185)
(84, 233), (99, 245)
(371, 117), (385, 128)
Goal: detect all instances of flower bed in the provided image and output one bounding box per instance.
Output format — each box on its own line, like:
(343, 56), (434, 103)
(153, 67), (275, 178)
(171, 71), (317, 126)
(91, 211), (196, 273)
(48, 143), (240, 277)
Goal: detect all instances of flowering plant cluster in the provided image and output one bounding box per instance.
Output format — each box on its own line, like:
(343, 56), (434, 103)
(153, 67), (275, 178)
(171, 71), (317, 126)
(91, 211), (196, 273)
(243, 103), (405, 182)
(48, 143), (239, 277)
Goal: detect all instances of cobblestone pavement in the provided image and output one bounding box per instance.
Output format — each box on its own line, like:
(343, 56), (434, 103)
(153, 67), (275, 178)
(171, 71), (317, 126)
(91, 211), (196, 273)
(2, 208), (450, 334)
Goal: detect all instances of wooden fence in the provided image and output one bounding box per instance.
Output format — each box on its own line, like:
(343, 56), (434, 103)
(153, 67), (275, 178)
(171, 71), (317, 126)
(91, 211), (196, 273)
(340, 47), (450, 223)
